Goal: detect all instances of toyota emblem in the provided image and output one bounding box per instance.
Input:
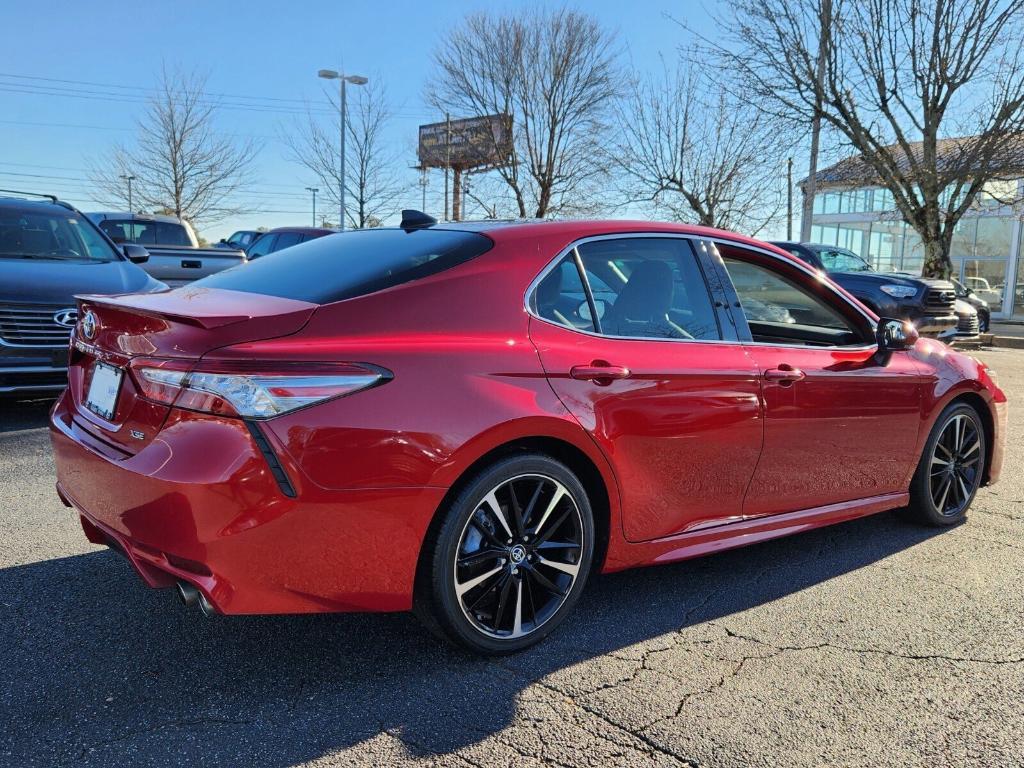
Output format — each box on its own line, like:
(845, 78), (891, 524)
(81, 310), (98, 340)
(53, 308), (78, 328)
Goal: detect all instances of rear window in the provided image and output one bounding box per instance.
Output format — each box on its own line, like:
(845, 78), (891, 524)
(98, 219), (191, 246)
(195, 227), (494, 304)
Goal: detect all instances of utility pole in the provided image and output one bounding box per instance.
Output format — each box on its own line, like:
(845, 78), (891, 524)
(452, 167), (463, 221)
(800, 0), (832, 242)
(306, 187), (319, 227)
(444, 113), (451, 221)
(786, 158), (793, 241)
(121, 174), (135, 212)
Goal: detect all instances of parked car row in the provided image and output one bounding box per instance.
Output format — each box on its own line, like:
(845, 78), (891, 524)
(0, 193), (337, 397)
(0, 189), (996, 400)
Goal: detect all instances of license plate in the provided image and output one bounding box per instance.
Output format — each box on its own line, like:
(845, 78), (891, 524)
(85, 361), (123, 420)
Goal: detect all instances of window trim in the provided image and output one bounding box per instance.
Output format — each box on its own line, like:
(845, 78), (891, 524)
(525, 233), (734, 345)
(525, 232), (880, 351)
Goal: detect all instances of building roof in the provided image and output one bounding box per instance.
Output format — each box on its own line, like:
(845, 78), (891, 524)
(809, 135), (1024, 190)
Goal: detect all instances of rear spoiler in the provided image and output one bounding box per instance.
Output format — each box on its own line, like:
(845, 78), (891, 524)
(76, 288), (317, 330)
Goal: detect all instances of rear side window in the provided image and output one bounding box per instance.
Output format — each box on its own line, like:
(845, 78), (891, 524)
(99, 219), (190, 246)
(197, 227), (494, 303)
(532, 237), (721, 341)
(272, 232), (303, 251)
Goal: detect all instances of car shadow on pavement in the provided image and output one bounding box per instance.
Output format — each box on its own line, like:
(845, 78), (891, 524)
(0, 511), (945, 766)
(0, 397), (54, 432)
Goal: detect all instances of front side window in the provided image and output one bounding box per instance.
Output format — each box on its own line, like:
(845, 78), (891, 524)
(533, 238), (721, 341)
(719, 248), (866, 347)
(246, 233), (277, 259)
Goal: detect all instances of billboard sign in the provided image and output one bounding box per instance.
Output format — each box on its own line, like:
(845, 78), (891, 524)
(418, 114), (513, 170)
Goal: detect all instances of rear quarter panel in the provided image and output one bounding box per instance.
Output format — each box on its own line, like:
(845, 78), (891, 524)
(204, 234), (617, 494)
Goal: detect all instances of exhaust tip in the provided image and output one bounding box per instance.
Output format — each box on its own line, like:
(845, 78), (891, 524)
(175, 581), (200, 608)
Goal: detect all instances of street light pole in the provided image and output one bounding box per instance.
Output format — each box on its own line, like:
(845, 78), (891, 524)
(121, 174), (135, 212)
(306, 187), (319, 227)
(318, 69), (368, 231)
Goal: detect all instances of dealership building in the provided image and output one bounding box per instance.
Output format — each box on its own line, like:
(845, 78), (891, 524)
(805, 140), (1024, 321)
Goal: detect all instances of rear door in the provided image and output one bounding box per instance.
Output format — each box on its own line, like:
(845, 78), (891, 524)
(710, 240), (925, 516)
(529, 235), (764, 542)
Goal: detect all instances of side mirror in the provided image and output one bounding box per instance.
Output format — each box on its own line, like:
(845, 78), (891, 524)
(877, 317), (919, 352)
(219, 238), (227, 244)
(123, 244), (149, 264)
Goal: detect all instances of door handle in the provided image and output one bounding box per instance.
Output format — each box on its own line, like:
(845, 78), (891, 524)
(764, 364), (806, 385)
(570, 363), (631, 383)
(181, 259), (202, 269)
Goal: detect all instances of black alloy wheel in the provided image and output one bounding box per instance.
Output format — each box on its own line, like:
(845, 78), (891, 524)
(416, 454), (594, 654)
(906, 403), (986, 526)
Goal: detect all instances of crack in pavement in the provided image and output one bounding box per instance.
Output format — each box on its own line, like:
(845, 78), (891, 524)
(713, 623), (1024, 666)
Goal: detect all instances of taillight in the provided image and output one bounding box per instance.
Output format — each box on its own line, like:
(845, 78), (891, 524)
(131, 361), (389, 418)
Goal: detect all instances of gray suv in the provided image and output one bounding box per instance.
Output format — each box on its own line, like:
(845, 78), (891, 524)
(0, 192), (164, 397)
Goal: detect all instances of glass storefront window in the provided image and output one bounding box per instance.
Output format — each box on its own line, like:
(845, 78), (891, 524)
(974, 217), (1014, 258)
(962, 260), (1007, 310)
(836, 222), (871, 256)
(977, 179), (1019, 208)
(815, 224), (839, 244)
(872, 188), (895, 212)
(822, 192), (840, 214)
(950, 218), (976, 261)
(867, 220), (904, 272)
(902, 228), (925, 275)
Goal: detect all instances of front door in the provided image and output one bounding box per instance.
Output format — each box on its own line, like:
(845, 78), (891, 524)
(529, 236), (764, 542)
(714, 242), (926, 517)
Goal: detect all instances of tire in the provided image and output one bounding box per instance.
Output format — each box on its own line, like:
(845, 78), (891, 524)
(905, 402), (987, 526)
(979, 312), (990, 334)
(415, 454), (595, 655)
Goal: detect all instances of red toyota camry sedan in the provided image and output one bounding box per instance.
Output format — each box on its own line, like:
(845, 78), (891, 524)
(50, 213), (1007, 654)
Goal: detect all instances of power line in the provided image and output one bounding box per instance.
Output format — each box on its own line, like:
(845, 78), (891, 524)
(0, 72), (439, 119)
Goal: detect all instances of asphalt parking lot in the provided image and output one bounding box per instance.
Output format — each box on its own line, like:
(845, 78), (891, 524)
(1, 348), (1022, 768)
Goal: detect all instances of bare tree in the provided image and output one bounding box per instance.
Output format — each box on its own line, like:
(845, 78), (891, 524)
(702, 0), (1024, 278)
(429, 8), (620, 218)
(615, 61), (789, 235)
(91, 67), (259, 226)
(283, 80), (405, 229)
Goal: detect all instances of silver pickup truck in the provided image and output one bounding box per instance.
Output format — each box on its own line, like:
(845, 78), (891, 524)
(86, 212), (246, 287)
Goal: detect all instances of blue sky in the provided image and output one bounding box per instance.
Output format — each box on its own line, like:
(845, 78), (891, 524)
(0, 1), (724, 240)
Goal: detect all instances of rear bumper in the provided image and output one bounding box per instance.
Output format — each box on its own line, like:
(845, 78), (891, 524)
(49, 391), (444, 615)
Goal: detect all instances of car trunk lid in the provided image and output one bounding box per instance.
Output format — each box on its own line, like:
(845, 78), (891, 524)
(68, 287), (317, 456)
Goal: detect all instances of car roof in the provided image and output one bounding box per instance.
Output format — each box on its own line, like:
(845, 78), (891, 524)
(0, 196), (76, 213)
(88, 212), (184, 223)
(432, 218), (791, 253)
(263, 226), (338, 235)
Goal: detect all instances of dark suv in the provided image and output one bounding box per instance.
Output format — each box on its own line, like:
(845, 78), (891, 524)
(771, 242), (958, 339)
(0, 192), (164, 397)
